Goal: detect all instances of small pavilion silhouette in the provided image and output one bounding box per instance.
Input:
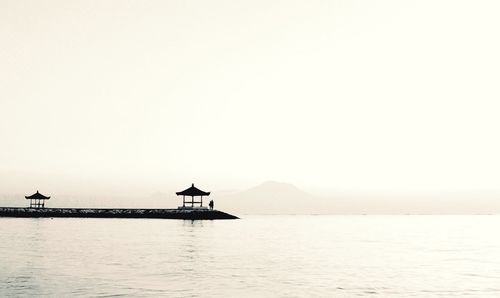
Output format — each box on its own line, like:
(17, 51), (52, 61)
(25, 191), (50, 209)
(176, 183), (210, 208)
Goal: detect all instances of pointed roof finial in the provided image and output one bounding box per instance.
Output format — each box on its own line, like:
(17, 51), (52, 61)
(25, 191), (50, 200)
(176, 183), (210, 196)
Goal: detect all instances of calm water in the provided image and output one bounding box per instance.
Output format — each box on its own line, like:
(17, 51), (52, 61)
(1, 216), (500, 297)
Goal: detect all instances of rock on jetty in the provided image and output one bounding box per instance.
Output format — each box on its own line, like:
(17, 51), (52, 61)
(0, 207), (239, 220)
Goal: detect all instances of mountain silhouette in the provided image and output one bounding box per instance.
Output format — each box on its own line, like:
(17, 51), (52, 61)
(215, 181), (500, 215)
(241, 181), (311, 198)
(216, 181), (335, 215)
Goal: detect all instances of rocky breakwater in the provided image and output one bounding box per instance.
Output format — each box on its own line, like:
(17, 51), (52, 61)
(0, 207), (239, 220)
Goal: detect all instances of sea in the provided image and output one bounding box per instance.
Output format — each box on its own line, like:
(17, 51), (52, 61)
(1, 215), (500, 297)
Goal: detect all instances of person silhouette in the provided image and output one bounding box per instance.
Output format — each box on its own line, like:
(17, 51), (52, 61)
(209, 200), (214, 210)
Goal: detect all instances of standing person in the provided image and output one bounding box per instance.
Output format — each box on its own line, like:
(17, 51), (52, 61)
(209, 200), (214, 210)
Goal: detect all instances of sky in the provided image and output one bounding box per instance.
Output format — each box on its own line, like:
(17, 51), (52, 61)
(1, 0), (500, 197)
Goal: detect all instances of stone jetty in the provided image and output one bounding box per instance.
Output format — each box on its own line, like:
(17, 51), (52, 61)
(0, 207), (238, 220)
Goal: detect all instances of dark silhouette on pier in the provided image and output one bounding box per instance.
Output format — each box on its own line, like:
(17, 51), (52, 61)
(209, 200), (214, 210)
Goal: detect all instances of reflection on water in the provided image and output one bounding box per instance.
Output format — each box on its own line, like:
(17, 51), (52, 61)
(1, 216), (500, 297)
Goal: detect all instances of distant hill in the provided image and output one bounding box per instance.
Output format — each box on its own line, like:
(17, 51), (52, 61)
(236, 181), (311, 200)
(215, 181), (500, 215)
(215, 181), (337, 215)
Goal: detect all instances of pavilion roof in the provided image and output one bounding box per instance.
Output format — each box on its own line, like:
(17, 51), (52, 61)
(176, 184), (210, 197)
(25, 191), (51, 200)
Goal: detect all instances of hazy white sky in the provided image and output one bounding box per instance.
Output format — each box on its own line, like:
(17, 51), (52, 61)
(1, 0), (499, 195)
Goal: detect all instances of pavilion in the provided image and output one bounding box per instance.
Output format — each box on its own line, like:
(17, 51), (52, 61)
(25, 191), (50, 209)
(176, 183), (210, 208)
